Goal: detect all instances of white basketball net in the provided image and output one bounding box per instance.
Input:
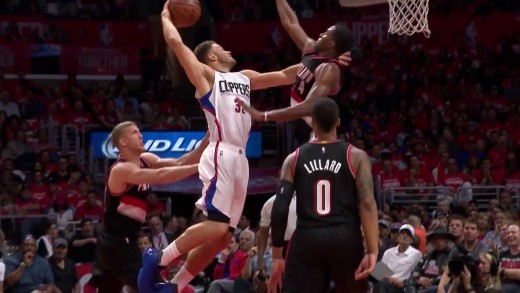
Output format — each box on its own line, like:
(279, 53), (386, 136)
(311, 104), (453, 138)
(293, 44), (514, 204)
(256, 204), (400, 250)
(388, 0), (431, 38)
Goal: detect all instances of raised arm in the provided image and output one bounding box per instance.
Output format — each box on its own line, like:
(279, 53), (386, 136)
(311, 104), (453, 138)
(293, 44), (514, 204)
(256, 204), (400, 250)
(161, 1), (212, 92)
(244, 65), (299, 91)
(109, 162), (198, 190)
(276, 0), (314, 51)
(141, 132), (210, 168)
(239, 62), (340, 122)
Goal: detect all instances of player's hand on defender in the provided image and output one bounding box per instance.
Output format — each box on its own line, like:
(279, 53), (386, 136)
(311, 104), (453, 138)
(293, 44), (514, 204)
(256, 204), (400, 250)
(338, 51), (352, 67)
(237, 100), (264, 121)
(354, 252), (377, 280)
(268, 258), (285, 293)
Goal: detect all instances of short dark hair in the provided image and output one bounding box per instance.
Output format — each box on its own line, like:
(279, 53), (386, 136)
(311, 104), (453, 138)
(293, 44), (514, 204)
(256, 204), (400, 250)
(464, 216), (478, 227)
(332, 23), (354, 55)
(81, 218), (93, 227)
(194, 40), (215, 63)
(311, 97), (339, 132)
(138, 232), (151, 242)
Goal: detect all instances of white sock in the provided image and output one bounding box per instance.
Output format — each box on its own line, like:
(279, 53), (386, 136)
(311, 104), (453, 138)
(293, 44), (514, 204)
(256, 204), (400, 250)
(160, 241), (181, 266)
(171, 265), (195, 291)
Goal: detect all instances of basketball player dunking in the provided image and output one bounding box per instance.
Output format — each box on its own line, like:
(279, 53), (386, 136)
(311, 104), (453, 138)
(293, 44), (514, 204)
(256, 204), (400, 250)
(137, 2), (355, 293)
(268, 98), (379, 293)
(89, 121), (207, 293)
(239, 0), (353, 129)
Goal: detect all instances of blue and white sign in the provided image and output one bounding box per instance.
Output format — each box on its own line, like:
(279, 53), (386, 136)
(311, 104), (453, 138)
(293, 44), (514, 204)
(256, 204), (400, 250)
(90, 131), (262, 159)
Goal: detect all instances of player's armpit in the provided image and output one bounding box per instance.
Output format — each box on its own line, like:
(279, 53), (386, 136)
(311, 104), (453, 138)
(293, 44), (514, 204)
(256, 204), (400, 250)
(248, 65), (299, 91)
(110, 162), (199, 188)
(351, 147), (379, 255)
(161, 12), (211, 92)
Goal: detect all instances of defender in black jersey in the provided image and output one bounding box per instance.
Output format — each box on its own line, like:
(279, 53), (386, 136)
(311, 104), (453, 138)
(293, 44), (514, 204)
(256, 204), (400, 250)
(237, 0), (353, 128)
(89, 121), (206, 293)
(269, 99), (379, 293)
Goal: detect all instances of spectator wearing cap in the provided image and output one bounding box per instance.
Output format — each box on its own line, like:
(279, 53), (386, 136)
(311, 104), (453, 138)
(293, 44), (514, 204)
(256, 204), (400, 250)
(378, 224), (422, 293)
(4, 235), (59, 293)
(388, 223), (403, 246)
(406, 227), (455, 293)
(49, 237), (79, 293)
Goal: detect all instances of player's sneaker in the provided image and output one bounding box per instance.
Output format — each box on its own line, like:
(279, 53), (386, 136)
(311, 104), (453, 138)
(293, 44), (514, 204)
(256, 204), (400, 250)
(138, 247), (162, 292)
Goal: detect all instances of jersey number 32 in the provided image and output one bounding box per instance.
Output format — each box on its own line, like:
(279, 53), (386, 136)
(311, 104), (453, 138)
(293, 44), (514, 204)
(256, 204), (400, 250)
(314, 179), (331, 216)
(234, 98), (246, 114)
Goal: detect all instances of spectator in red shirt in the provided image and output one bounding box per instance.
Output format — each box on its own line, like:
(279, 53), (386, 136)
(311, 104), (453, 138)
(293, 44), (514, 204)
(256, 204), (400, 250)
(501, 153), (520, 191)
(211, 234), (248, 282)
(16, 187), (42, 216)
(15, 187), (43, 237)
(97, 99), (121, 128)
(146, 192), (166, 220)
(440, 157), (468, 193)
(488, 135), (509, 168)
(74, 192), (104, 222)
(379, 158), (403, 200)
(29, 170), (51, 210)
(66, 100), (92, 128)
(401, 155), (435, 196)
(463, 155), (482, 185)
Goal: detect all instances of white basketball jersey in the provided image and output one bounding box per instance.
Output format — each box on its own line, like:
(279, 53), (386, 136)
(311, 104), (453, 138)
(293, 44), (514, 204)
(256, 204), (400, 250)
(198, 72), (252, 149)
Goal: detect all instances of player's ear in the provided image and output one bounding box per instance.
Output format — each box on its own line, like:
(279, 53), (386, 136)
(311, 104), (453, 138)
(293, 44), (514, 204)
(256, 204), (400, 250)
(327, 40), (335, 50)
(207, 52), (217, 62)
(119, 137), (127, 147)
(336, 118), (341, 128)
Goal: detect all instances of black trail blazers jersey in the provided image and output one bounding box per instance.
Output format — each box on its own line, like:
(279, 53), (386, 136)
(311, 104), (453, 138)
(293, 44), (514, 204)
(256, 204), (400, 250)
(292, 140), (359, 228)
(291, 51), (343, 103)
(104, 157), (151, 239)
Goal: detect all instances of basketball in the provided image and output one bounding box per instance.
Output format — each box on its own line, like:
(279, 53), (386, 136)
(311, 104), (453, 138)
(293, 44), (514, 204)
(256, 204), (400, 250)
(168, 0), (201, 28)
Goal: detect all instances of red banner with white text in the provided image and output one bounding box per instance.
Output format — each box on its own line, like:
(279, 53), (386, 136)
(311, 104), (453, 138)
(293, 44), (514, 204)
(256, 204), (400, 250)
(215, 13), (519, 54)
(60, 46), (141, 74)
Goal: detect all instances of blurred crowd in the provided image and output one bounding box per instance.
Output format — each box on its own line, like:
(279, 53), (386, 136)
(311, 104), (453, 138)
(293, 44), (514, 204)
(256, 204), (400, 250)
(0, 0), (519, 292)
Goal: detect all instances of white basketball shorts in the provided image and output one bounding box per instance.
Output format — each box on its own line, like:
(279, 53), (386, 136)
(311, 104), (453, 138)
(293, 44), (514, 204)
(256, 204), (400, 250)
(195, 141), (249, 228)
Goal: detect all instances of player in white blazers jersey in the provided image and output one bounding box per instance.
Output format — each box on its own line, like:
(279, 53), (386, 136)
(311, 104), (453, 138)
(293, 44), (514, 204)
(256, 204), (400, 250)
(138, 2), (354, 293)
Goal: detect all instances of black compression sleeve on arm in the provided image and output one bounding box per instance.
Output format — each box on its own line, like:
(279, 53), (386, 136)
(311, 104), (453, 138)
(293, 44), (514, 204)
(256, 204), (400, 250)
(271, 180), (295, 248)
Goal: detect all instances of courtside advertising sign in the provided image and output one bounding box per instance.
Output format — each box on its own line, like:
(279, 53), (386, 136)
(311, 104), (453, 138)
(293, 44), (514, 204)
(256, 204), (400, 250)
(90, 131), (262, 159)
